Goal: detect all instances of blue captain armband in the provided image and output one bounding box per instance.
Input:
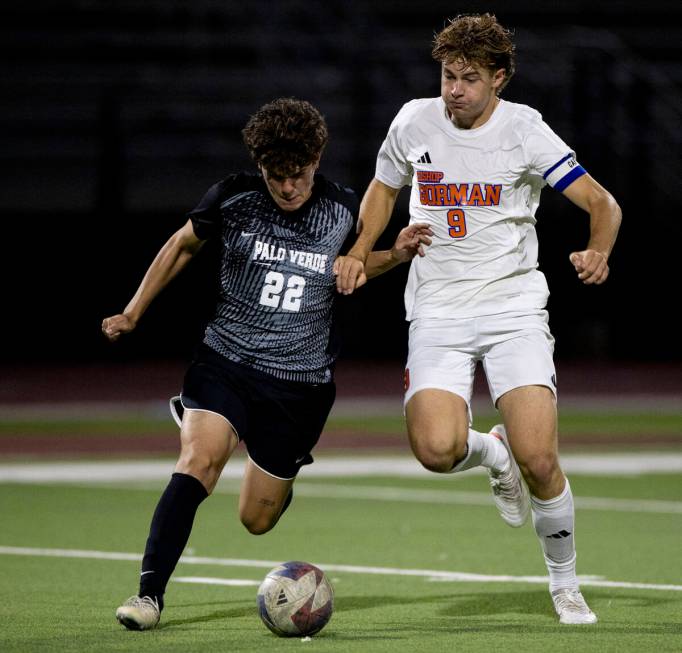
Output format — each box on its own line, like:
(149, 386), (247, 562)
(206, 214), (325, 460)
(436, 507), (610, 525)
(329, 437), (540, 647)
(543, 154), (587, 192)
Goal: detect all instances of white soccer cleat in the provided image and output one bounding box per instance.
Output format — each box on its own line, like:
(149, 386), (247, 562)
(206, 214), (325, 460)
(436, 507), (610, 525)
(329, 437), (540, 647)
(487, 424), (530, 527)
(116, 595), (160, 631)
(551, 588), (598, 624)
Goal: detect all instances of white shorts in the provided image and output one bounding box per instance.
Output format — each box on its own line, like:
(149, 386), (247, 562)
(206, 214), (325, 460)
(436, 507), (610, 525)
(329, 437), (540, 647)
(404, 311), (556, 410)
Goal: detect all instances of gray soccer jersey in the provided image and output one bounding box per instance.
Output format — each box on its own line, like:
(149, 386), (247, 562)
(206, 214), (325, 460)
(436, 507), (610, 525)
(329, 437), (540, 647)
(188, 172), (358, 384)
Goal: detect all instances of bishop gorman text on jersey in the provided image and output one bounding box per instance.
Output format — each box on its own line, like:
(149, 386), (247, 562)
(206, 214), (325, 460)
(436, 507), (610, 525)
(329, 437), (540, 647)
(417, 170), (501, 207)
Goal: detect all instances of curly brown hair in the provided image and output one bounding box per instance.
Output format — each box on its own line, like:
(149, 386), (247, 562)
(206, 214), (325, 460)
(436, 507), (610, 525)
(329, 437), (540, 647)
(432, 13), (516, 92)
(242, 98), (328, 178)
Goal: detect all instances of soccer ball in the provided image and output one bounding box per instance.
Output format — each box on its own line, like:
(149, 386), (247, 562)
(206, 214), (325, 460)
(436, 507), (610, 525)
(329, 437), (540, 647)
(256, 561), (334, 637)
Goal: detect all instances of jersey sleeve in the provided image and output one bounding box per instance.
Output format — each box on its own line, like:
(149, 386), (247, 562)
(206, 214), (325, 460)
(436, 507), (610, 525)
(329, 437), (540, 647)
(523, 116), (587, 192)
(375, 105), (414, 189)
(186, 174), (243, 240)
(186, 181), (224, 240)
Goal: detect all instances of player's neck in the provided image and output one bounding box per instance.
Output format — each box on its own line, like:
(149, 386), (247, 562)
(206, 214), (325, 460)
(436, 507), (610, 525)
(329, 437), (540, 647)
(450, 96), (500, 130)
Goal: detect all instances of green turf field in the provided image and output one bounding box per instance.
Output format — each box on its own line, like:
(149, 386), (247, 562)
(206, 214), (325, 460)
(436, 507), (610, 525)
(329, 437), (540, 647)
(1, 407), (681, 434)
(1, 460), (681, 652)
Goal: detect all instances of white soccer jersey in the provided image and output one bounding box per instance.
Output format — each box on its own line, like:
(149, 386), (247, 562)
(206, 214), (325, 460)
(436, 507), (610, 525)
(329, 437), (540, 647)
(375, 97), (586, 320)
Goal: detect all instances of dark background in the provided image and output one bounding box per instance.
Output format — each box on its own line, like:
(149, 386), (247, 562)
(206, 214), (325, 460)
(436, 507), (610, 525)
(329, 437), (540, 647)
(3, 0), (681, 368)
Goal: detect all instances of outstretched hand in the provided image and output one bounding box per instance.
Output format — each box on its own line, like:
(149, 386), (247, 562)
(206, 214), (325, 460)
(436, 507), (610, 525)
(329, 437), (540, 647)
(333, 223), (433, 295)
(569, 249), (609, 285)
(391, 222), (433, 263)
(101, 314), (136, 342)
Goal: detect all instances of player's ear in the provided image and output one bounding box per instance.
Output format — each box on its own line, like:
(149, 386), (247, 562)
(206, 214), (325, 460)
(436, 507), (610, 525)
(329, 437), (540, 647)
(492, 68), (506, 90)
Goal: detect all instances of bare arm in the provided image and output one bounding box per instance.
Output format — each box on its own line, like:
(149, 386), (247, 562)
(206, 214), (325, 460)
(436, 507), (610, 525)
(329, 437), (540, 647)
(101, 219), (205, 341)
(333, 222), (433, 290)
(335, 179), (401, 294)
(364, 223), (433, 278)
(562, 174), (622, 285)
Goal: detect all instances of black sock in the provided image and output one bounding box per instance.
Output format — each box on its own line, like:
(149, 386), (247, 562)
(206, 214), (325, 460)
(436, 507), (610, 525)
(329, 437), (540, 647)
(139, 472), (208, 609)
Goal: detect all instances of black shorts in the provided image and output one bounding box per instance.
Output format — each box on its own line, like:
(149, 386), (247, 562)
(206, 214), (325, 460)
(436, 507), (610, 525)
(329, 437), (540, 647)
(181, 344), (336, 480)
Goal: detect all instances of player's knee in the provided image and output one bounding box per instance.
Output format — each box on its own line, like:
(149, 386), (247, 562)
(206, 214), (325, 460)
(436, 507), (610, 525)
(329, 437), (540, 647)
(417, 452), (453, 473)
(411, 438), (461, 473)
(519, 452), (561, 489)
(408, 421), (467, 473)
(176, 450), (222, 494)
(240, 511), (277, 535)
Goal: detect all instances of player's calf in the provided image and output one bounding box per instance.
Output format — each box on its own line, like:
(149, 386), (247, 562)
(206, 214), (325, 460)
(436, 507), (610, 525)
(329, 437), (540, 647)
(515, 451), (565, 499)
(240, 488), (294, 535)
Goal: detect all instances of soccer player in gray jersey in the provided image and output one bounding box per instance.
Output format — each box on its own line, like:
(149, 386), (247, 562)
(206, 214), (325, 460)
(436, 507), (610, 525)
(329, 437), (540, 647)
(336, 15), (622, 625)
(102, 98), (431, 630)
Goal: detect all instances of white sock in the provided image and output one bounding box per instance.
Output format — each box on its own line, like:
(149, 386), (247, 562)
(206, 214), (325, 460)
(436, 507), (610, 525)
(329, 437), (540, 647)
(531, 479), (578, 592)
(451, 428), (509, 473)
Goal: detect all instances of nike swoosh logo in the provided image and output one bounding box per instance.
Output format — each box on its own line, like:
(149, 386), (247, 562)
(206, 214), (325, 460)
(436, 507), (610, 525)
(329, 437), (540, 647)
(241, 231), (256, 237)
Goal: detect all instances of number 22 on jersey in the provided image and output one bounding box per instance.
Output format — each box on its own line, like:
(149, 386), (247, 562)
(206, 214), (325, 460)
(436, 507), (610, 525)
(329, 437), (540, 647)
(259, 271), (306, 312)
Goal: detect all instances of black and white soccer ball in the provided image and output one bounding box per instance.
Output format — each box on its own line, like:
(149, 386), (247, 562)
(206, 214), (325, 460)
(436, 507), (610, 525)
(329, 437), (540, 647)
(256, 561), (334, 637)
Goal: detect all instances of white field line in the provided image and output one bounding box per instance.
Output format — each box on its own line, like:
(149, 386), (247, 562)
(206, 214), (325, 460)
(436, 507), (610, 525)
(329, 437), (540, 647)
(287, 484), (682, 515)
(0, 546), (680, 593)
(5, 475), (679, 515)
(2, 453), (682, 485)
(1, 458), (681, 515)
(174, 576), (260, 587)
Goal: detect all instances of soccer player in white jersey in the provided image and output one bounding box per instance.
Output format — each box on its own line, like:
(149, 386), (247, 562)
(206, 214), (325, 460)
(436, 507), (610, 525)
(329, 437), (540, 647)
(336, 14), (621, 625)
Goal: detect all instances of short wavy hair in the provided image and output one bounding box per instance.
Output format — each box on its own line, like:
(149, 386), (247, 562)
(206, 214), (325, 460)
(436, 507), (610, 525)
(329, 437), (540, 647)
(432, 13), (516, 92)
(242, 98), (328, 177)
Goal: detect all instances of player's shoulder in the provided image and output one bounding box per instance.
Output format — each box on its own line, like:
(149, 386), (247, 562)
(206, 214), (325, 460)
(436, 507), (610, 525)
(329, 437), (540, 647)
(194, 171), (262, 206)
(500, 100), (546, 132)
(399, 97), (440, 115)
(315, 174), (359, 215)
(392, 97), (441, 124)
(385, 98), (442, 145)
(217, 171), (263, 197)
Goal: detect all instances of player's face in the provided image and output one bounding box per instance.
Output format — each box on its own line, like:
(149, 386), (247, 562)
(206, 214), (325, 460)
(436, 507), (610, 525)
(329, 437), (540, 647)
(261, 160), (319, 211)
(441, 60), (505, 129)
